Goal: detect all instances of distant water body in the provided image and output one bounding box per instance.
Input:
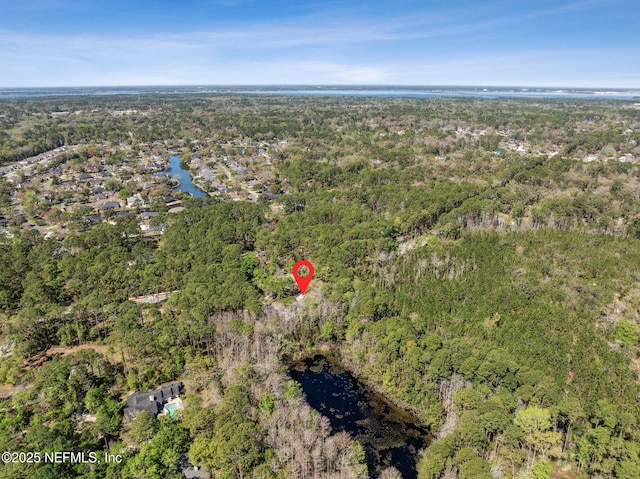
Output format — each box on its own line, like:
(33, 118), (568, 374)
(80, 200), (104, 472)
(1, 86), (639, 100)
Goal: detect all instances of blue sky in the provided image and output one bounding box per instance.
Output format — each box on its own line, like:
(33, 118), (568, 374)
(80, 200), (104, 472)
(1, 0), (638, 87)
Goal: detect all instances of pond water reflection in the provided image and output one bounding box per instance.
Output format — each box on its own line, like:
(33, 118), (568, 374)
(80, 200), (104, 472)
(161, 155), (207, 198)
(290, 355), (430, 479)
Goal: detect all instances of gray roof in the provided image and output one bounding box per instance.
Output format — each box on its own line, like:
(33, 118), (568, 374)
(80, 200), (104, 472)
(124, 382), (183, 418)
(84, 214), (102, 223)
(140, 211), (160, 220)
(178, 454), (210, 479)
(100, 201), (121, 210)
(124, 394), (162, 417)
(184, 467), (209, 479)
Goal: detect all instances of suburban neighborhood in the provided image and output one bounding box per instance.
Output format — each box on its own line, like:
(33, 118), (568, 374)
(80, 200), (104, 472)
(0, 136), (285, 239)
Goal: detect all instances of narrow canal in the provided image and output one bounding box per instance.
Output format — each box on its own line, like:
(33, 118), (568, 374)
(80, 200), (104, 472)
(289, 355), (430, 479)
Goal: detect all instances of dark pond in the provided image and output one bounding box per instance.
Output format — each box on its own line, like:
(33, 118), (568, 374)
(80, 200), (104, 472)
(161, 155), (207, 198)
(289, 355), (430, 479)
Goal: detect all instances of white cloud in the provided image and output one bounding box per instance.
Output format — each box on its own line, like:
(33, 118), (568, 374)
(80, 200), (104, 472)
(0, 0), (638, 87)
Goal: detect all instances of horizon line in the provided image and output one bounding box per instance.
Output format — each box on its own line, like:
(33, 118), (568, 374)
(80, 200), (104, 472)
(2, 84), (640, 91)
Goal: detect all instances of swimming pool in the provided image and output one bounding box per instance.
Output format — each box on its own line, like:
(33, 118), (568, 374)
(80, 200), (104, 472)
(165, 403), (179, 418)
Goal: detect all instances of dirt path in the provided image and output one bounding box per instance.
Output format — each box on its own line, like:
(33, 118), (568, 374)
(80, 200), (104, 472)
(44, 343), (111, 356)
(23, 342), (118, 370)
(128, 291), (176, 304)
(0, 383), (28, 399)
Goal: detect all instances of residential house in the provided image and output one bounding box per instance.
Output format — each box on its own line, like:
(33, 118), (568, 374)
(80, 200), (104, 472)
(139, 211), (162, 233)
(127, 194), (147, 209)
(84, 214), (102, 224)
(100, 201), (121, 211)
(124, 382), (183, 420)
(140, 211), (159, 220)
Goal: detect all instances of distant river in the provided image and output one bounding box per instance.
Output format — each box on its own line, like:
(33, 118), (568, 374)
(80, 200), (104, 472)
(161, 155), (207, 198)
(243, 88), (640, 100)
(1, 86), (638, 100)
(290, 355), (430, 479)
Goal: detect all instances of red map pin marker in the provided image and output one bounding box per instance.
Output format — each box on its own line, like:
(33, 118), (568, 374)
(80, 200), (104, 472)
(292, 260), (314, 295)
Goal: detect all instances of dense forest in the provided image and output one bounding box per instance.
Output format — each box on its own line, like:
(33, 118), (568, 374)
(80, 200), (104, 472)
(1, 94), (640, 479)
